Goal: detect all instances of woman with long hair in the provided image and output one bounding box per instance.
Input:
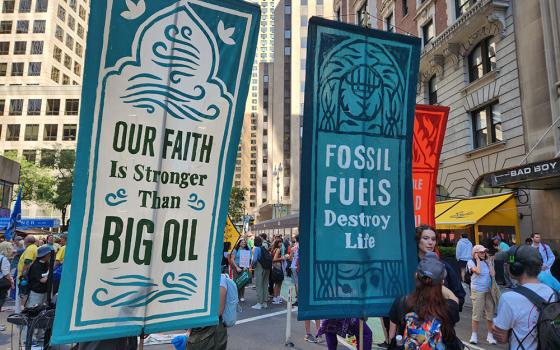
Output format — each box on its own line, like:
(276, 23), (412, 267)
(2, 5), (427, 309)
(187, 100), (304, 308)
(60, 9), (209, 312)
(388, 252), (461, 349)
(270, 238), (285, 304)
(415, 225), (466, 309)
(230, 238), (251, 302)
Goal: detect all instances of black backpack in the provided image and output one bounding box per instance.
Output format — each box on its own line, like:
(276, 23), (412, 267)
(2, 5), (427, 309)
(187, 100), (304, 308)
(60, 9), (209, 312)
(512, 286), (560, 350)
(464, 259), (474, 285)
(258, 247), (272, 270)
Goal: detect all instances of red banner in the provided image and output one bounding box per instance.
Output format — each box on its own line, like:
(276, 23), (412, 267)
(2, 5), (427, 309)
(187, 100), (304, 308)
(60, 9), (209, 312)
(413, 105), (449, 227)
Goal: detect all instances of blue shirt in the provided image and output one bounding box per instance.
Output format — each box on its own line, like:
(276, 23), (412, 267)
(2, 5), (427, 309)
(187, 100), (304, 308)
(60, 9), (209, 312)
(456, 238), (473, 261)
(232, 248), (251, 268)
(538, 270), (560, 292)
(252, 246), (261, 268)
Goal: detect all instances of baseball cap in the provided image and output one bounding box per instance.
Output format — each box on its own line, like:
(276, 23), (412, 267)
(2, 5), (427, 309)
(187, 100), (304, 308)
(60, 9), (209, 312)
(37, 245), (52, 258)
(472, 244), (488, 257)
(496, 245), (543, 266)
(417, 252), (446, 284)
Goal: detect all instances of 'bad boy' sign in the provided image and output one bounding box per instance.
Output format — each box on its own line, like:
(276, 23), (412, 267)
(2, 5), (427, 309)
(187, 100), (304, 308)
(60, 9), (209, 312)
(299, 18), (420, 320)
(53, 0), (259, 343)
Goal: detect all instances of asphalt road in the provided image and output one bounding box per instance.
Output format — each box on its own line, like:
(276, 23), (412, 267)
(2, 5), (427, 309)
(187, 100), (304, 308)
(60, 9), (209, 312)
(0, 281), (507, 350)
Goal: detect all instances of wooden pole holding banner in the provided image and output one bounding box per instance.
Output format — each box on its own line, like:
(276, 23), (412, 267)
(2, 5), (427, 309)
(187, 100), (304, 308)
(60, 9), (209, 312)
(139, 329), (144, 350)
(285, 287), (294, 347)
(359, 319), (364, 350)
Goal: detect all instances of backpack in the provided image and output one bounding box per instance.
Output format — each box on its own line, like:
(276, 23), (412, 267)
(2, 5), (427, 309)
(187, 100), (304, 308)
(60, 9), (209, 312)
(258, 247), (273, 270)
(402, 311), (444, 350)
(221, 274), (239, 327)
(512, 286), (560, 350)
(464, 259), (474, 285)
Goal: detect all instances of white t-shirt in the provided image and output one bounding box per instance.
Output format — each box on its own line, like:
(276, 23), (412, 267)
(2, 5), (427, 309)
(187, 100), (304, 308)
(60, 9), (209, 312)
(493, 283), (556, 350)
(467, 259), (491, 292)
(0, 255), (9, 277)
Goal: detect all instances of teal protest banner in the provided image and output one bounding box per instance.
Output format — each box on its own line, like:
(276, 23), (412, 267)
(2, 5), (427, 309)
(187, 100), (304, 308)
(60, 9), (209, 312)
(52, 0), (259, 343)
(298, 18), (421, 320)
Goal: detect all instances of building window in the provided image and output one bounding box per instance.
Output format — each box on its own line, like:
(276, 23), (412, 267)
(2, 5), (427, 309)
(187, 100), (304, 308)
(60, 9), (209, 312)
(65, 99), (79, 115)
(55, 25), (63, 41)
(64, 54), (72, 69)
(422, 19), (434, 46)
(0, 100), (4, 115)
(69, 0), (77, 11)
(67, 16), (76, 30)
(57, 5), (66, 21)
(31, 40), (43, 54)
(65, 34), (74, 50)
(77, 24), (84, 38)
(2, 0), (14, 13)
(40, 149), (56, 167)
(53, 46), (62, 61)
(0, 41), (8, 54)
(27, 99), (41, 115)
(75, 43), (83, 57)
(33, 20), (46, 33)
(78, 5), (86, 20)
(11, 62), (23, 76)
(24, 124), (39, 141)
(16, 20), (28, 33)
(6, 124), (20, 141)
(336, 7), (341, 21)
(386, 12), (394, 32)
(35, 0), (47, 12)
(73, 62), (81, 76)
(428, 76), (437, 104)
(403, 0), (409, 16)
(468, 36), (496, 82)
(0, 63), (6, 76)
(22, 150), (36, 163)
(9, 99), (23, 115)
(43, 124), (58, 141)
(62, 124), (77, 141)
(455, 0), (477, 19)
(28, 62), (41, 76)
(436, 185), (449, 202)
(19, 0), (31, 12)
(46, 99), (60, 115)
(0, 21), (12, 34)
(50, 67), (60, 83)
(13, 41), (26, 54)
(62, 74), (70, 85)
(472, 101), (502, 149)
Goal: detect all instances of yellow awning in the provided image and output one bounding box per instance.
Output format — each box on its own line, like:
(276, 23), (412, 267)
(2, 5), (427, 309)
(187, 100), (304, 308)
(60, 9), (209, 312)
(435, 199), (460, 217)
(435, 193), (514, 228)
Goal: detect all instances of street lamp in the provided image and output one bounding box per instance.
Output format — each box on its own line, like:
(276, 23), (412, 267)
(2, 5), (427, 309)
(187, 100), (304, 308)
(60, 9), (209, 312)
(273, 163), (283, 218)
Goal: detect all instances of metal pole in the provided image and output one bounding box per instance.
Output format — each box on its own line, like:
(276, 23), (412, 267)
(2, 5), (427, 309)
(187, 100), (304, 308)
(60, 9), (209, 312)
(285, 287), (294, 347)
(359, 319), (364, 350)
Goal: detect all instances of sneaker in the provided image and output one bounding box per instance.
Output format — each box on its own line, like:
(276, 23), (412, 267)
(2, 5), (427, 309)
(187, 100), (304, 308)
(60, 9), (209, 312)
(487, 333), (497, 345)
(261, 303), (268, 309)
(251, 303), (262, 310)
(316, 335), (323, 344)
(272, 298), (282, 305)
(304, 334), (317, 343)
(377, 342), (389, 348)
(0, 324), (5, 331)
(240, 297), (245, 302)
(292, 301), (298, 306)
(470, 333), (478, 344)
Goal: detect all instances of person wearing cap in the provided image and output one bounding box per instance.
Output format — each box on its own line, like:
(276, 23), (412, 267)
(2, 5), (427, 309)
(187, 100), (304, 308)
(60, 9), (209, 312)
(530, 233), (555, 271)
(467, 244), (497, 345)
(492, 245), (556, 350)
(54, 233), (67, 269)
(17, 235), (37, 285)
(388, 252), (462, 349)
(26, 245), (52, 308)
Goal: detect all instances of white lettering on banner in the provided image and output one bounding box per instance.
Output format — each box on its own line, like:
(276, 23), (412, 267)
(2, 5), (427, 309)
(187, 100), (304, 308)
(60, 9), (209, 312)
(344, 232), (376, 249)
(324, 210), (391, 230)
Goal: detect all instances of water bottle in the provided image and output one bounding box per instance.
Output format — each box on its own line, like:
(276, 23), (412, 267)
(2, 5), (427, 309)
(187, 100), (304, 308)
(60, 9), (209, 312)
(396, 335), (403, 346)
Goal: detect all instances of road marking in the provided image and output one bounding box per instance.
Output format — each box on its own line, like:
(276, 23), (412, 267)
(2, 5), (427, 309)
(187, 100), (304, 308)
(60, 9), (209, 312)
(237, 307), (298, 324)
(462, 341), (488, 350)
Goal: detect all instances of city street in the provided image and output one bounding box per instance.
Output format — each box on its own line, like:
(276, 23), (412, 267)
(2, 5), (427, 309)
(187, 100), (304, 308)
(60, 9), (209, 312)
(0, 281), (507, 350)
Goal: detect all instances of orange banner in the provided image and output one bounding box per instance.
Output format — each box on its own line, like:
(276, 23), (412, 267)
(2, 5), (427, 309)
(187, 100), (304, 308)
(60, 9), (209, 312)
(413, 105), (449, 227)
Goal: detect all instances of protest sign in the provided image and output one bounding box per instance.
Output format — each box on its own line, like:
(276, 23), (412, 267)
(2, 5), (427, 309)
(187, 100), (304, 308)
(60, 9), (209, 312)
(412, 105), (449, 227)
(239, 250), (251, 268)
(53, 0), (259, 343)
(224, 216), (241, 253)
(298, 18), (420, 320)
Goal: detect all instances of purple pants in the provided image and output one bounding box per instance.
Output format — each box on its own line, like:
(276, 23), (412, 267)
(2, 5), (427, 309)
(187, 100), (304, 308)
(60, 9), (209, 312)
(324, 321), (372, 350)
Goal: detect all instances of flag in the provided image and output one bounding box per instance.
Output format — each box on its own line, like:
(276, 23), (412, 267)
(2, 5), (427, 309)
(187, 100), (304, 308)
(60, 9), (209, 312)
(5, 185), (22, 241)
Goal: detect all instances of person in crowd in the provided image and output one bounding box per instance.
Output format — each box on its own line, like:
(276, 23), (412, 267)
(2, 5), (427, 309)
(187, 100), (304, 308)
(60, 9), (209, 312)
(467, 245), (497, 345)
(388, 252), (462, 349)
(27, 245), (52, 308)
(45, 235), (56, 252)
(14, 236), (23, 249)
(317, 318), (372, 350)
(0, 241), (14, 331)
(247, 234), (254, 250)
(290, 235), (300, 305)
(493, 236), (509, 252)
(186, 273), (228, 350)
(270, 238), (285, 305)
(54, 233), (67, 269)
(530, 232), (555, 271)
(493, 236), (513, 287)
(230, 238), (251, 302)
(493, 245), (556, 350)
(36, 239), (45, 247)
(525, 237), (533, 245)
(221, 242), (231, 273)
(416, 225), (465, 309)
(18, 235), (37, 287)
(251, 236), (270, 309)
(455, 233), (473, 282)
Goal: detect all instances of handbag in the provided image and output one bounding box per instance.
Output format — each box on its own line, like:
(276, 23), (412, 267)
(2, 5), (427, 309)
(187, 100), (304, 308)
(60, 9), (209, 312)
(271, 266), (284, 283)
(234, 270), (250, 289)
(0, 257), (11, 291)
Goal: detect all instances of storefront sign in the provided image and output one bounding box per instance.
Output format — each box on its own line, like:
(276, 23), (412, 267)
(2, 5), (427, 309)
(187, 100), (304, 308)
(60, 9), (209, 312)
(299, 18), (420, 320)
(412, 105), (449, 227)
(53, 0), (259, 343)
(0, 218), (60, 229)
(489, 158), (560, 186)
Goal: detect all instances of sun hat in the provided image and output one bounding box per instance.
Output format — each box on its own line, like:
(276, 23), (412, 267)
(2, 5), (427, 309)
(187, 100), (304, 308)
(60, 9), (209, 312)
(37, 245), (52, 258)
(472, 244), (488, 257)
(417, 252), (447, 284)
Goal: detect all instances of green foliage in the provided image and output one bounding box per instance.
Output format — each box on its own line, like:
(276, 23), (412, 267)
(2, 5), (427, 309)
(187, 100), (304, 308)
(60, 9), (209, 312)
(228, 187), (246, 223)
(438, 246), (456, 258)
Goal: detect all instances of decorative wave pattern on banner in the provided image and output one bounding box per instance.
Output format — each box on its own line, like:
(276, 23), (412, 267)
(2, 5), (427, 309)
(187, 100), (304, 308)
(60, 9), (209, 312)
(318, 39), (405, 137)
(92, 273), (198, 307)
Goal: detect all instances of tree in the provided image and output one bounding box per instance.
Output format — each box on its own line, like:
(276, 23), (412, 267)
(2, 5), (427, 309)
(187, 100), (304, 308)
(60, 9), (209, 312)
(52, 150), (75, 229)
(228, 187), (246, 223)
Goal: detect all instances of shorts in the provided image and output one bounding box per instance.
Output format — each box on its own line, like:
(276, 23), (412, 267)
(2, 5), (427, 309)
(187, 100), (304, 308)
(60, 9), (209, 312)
(471, 290), (494, 321)
(458, 260), (468, 269)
